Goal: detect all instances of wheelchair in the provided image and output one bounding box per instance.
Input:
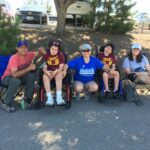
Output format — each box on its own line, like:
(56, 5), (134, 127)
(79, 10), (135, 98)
(96, 70), (126, 103)
(38, 42), (73, 109)
(94, 44), (126, 103)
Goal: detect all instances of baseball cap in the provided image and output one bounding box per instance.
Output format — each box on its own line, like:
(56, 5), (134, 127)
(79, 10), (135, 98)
(17, 40), (28, 48)
(131, 43), (142, 50)
(79, 44), (92, 51)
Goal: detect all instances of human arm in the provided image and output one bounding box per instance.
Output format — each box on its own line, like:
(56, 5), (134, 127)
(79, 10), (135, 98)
(122, 57), (132, 74)
(33, 47), (46, 58)
(11, 62), (36, 78)
(42, 64), (52, 78)
(62, 64), (69, 77)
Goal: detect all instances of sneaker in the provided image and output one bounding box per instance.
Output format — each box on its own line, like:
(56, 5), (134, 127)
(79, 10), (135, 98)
(46, 97), (54, 106)
(56, 97), (65, 105)
(1, 103), (16, 113)
(113, 91), (120, 99)
(104, 91), (110, 98)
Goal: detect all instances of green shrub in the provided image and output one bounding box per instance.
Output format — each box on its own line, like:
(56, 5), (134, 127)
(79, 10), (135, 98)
(0, 7), (21, 56)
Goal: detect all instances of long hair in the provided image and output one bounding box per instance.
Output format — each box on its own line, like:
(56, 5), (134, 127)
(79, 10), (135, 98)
(127, 49), (143, 63)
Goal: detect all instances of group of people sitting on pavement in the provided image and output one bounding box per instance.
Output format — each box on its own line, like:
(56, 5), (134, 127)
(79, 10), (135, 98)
(0, 39), (150, 113)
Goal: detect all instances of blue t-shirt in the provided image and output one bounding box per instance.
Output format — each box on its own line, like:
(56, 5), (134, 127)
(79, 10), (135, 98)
(67, 56), (104, 83)
(122, 55), (149, 72)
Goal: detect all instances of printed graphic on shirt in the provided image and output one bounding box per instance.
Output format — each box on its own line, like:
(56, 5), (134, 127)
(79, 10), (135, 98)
(47, 55), (59, 66)
(102, 57), (113, 67)
(79, 65), (94, 76)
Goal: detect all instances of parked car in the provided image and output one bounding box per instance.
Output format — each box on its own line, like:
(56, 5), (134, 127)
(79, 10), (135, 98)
(134, 13), (150, 28)
(67, 0), (92, 15)
(47, 14), (57, 26)
(16, 5), (48, 24)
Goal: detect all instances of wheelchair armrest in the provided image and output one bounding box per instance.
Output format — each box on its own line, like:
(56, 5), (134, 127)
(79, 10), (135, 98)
(63, 69), (74, 84)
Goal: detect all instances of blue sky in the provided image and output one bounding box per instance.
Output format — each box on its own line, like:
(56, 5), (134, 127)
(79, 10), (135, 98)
(6, 0), (150, 15)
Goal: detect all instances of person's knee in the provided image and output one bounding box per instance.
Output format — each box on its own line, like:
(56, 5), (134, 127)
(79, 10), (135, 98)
(28, 72), (35, 79)
(89, 84), (98, 92)
(75, 85), (83, 92)
(103, 72), (108, 78)
(114, 71), (119, 77)
(55, 73), (63, 80)
(10, 78), (21, 87)
(43, 74), (49, 82)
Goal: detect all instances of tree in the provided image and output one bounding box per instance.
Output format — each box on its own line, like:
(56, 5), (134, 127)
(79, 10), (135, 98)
(0, 6), (21, 55)
(95, 0), (135, 33)
(83, 0), (102, 28)
(54, 0), (78, 35)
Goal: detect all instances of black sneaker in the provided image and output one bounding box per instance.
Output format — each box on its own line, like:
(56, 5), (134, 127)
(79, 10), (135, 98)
(1, 103), (16, 113)
(113, 91), (120, 99)
(104, 91), (110, 98)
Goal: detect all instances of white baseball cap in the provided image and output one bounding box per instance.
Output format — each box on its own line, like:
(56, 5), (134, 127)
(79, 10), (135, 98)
(131, 43), (142, 50)
(79, 44), (92, 51)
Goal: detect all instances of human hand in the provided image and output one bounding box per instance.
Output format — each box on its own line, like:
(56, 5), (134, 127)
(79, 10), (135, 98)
(28, 63), (36, 71)
(39, 47), (46, 55)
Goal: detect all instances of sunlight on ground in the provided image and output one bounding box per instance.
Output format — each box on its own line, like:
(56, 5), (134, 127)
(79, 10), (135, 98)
(79, 33), (91, 40)
(37, 131), (61, 147)
(28, 122), (43, 130)
(69, 51), (80, 59)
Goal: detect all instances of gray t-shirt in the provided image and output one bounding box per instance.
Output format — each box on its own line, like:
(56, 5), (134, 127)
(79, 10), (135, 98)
(122, 55), (149, 72)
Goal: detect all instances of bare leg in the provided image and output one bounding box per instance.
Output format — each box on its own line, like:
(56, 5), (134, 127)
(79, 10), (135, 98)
(136, 72), (150, 84)
(55, 72), (65, 105)
(55, 73), (63, 91)
(74, 81), (84, 93)
(43, 74), (54, 105)
(85, 81), (98, 92)
(112, 71), (120, 91)
(43, 74), (51, 93)
(103, 72), (109, 91)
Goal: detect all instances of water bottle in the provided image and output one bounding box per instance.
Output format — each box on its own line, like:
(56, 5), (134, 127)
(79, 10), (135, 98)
(20, 99), (25, 109)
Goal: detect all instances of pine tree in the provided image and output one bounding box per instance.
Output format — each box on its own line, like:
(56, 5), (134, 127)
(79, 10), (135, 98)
(95, 0), (135, 33)
(0, 5), (21, 56)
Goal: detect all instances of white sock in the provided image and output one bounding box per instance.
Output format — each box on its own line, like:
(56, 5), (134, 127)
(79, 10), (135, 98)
(56, 91), (62, 98)
(47, 92), (52, 99)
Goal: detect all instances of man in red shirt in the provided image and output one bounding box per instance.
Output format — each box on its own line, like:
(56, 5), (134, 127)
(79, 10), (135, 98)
(1, 40), (43, 112)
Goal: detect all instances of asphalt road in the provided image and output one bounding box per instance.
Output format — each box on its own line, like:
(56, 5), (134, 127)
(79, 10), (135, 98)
(0, 95), (150, 150)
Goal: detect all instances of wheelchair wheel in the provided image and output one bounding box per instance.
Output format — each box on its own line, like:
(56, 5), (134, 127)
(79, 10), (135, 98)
(65, 85), (72, 109)
(98, 92), (104, 103)
(122, 89), (127, 101)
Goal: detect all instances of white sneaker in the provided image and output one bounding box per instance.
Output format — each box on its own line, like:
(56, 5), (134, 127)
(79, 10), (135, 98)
(56, 97), (65, 105)
(46, 97), (54, 106)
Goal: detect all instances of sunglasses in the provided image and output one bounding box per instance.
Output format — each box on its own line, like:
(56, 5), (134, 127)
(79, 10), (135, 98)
(82, 49), (91, 53)
(52, 41), (60, 46)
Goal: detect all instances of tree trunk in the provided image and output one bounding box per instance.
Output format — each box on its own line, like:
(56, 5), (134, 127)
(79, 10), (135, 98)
(56, 7), (67, 35)
(54, 0), (78, 35)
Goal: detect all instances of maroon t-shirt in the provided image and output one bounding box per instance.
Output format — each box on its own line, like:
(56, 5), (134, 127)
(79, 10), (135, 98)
(43, 50), (65, 71)
(98, 53), (116, 68)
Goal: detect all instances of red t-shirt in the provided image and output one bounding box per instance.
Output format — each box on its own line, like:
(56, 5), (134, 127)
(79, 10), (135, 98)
(98, 53), (116, 68)
(43, 50), (65, 71)
(2, 52), (35, 79)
